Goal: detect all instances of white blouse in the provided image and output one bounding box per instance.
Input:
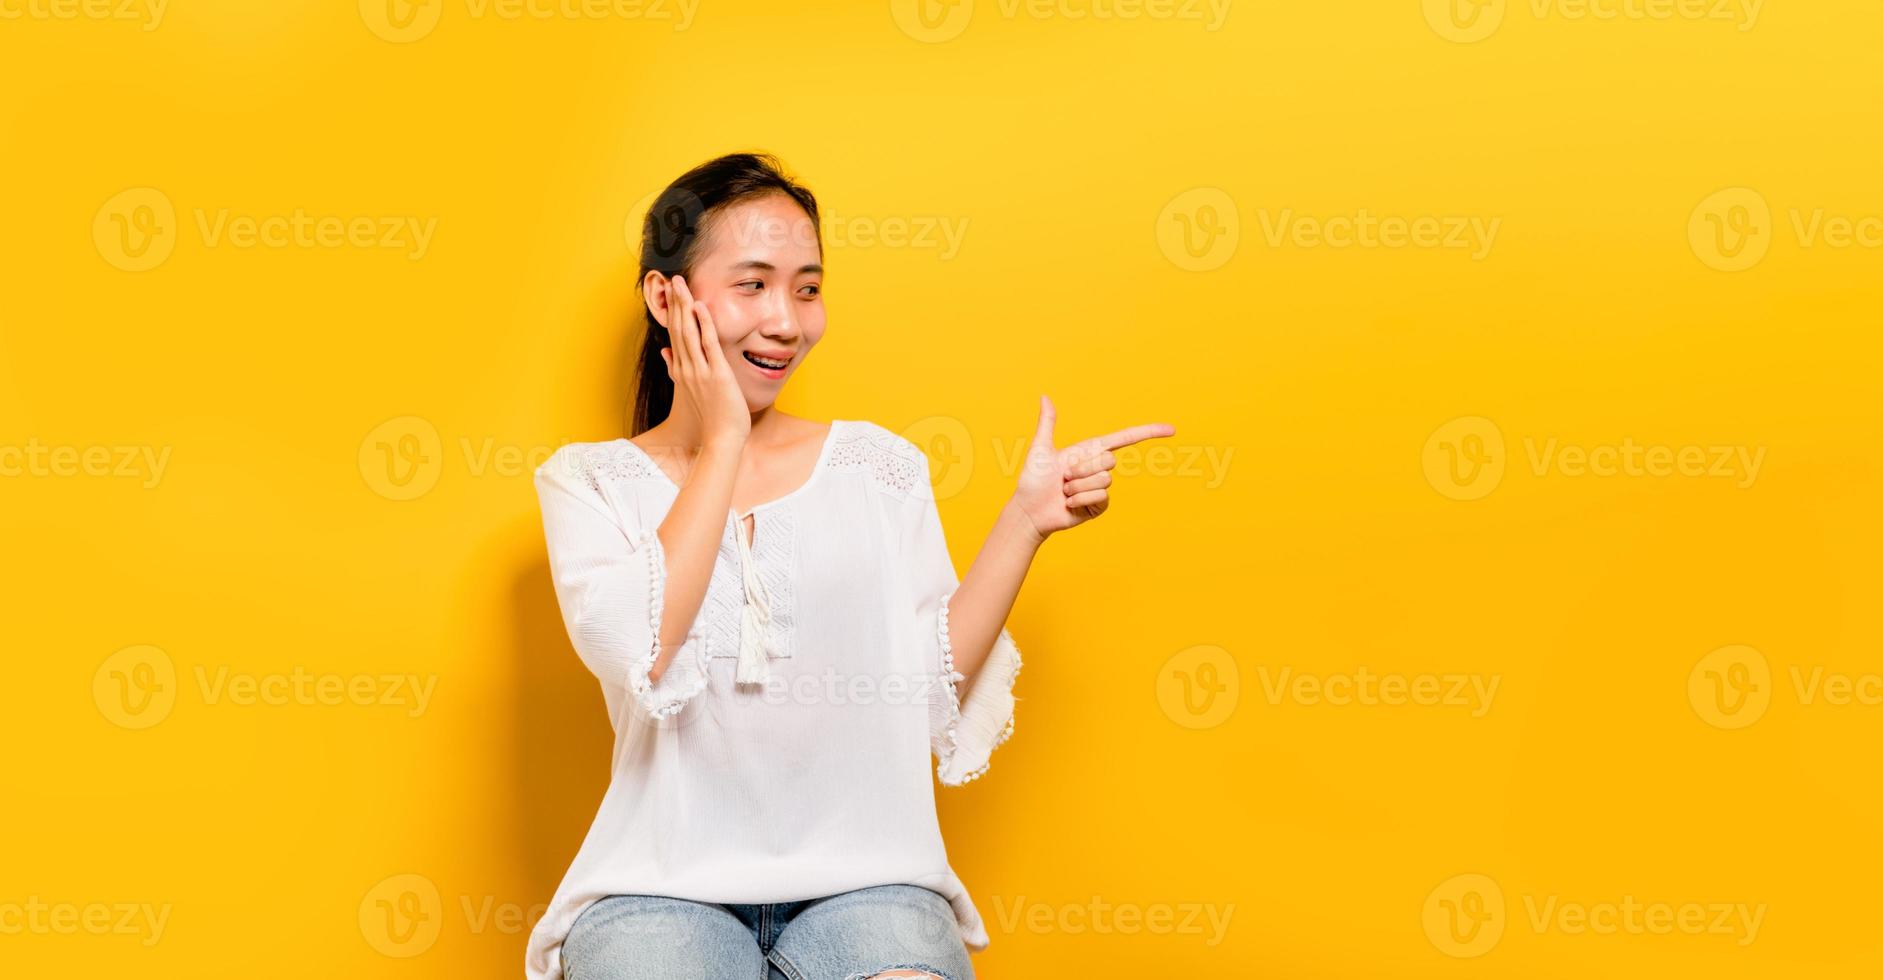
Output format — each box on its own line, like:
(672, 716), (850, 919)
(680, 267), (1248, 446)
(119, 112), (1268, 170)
(524, 418), (1025, 980)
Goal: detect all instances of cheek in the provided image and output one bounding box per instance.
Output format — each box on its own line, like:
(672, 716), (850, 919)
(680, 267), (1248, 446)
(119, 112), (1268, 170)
(801, 309), (828, 347)
(709, 307), (747, 346)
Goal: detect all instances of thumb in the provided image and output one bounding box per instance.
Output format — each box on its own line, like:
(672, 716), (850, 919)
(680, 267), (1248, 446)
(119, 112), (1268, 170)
(1029, 394), (1056, 451)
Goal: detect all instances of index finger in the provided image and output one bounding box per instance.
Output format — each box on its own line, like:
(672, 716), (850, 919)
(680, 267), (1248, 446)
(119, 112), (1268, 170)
(671, 275), (702, 366)
(1095, 422), (1176, 452)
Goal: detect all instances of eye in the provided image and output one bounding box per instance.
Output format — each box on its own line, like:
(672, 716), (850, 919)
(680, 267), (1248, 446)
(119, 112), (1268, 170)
(735, 280), (763, 292)
(799, 283), (821, 297)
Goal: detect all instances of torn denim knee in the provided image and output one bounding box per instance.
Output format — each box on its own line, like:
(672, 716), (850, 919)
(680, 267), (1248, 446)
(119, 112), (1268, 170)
(843, 964), (957, 980)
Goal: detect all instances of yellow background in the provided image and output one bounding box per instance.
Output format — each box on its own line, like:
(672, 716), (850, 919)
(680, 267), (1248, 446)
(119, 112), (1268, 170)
(3, 0), (1879, 976)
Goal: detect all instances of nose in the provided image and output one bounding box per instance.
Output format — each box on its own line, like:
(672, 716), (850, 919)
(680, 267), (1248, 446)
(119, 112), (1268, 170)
(759, 289), (801, 341)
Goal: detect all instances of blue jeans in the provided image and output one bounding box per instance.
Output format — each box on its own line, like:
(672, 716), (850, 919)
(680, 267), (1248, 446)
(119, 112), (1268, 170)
(561, 883), (976, 980)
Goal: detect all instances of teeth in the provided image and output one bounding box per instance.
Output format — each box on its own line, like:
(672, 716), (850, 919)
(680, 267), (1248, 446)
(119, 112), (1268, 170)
(745, 353), (788, 369)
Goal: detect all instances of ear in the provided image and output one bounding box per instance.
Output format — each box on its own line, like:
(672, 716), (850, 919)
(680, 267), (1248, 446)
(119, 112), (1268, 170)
(642, 270), (673, 330)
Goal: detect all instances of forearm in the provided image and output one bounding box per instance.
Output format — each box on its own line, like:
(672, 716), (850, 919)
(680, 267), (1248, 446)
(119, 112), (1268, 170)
(943, 498), (1044, 691)
(649, 441), (741, 683)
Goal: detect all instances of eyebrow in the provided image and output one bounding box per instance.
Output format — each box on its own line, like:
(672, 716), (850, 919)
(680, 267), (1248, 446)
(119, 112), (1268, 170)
(729, 259), (823, 276)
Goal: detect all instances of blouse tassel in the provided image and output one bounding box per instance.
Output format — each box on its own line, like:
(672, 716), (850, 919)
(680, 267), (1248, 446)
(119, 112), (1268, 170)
(733, 514), (777, 685)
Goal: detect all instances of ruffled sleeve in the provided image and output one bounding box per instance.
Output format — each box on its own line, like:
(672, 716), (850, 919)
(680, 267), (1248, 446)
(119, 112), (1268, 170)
(534, 445), (710, 722)
(902, 448), (1024, 786)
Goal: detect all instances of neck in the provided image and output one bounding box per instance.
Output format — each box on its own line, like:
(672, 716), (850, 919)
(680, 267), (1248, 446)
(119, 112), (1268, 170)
(656, 400), (792, 448)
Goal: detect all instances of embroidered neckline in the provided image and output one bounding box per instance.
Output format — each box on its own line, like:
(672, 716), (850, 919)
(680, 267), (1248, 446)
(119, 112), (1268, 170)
(614, 420), (843, 519)
(568, 418), (934, 672)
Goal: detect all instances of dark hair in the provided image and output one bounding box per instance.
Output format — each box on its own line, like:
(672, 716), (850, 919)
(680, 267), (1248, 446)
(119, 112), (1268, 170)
(629, 152), (822, 435)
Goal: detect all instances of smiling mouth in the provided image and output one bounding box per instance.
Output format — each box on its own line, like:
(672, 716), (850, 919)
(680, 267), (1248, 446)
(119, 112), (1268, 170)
(743, 352), (791, 370)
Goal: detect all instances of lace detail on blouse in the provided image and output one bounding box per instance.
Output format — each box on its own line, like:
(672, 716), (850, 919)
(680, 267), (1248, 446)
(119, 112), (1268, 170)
(631, 527), (710, 719)
(703, 507), (799, 661)
(935, 590), (1023, 785)
(827, 421), (925, 500)
(569, 440), (671, 494)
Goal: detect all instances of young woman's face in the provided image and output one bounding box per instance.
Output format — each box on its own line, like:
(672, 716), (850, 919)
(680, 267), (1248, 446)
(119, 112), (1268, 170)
(665, 192), (826, 408)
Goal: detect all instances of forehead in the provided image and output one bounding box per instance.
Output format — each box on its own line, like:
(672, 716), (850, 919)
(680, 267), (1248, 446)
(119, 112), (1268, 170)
(699, 192), (821, 268)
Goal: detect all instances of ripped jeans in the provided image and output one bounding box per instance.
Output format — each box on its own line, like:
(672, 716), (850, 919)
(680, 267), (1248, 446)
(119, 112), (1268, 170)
(561, 883), (975, 980)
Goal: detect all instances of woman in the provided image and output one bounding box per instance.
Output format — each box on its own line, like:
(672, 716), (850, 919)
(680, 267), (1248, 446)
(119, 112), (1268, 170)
(527, 152), (1173, 980)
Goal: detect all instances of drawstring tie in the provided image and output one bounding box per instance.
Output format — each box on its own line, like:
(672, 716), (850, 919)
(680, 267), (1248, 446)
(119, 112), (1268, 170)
(732, 513), (777, 685)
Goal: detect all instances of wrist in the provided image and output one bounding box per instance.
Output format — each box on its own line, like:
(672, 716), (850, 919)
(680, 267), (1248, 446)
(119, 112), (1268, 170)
(700, 436), (746, 459)
(1001, 497), (1049, 549)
